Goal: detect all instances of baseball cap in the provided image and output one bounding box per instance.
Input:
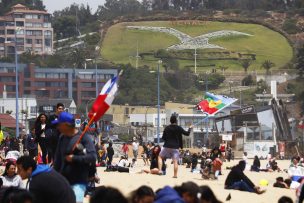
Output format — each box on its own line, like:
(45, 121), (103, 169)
(52, 111), (75, 125)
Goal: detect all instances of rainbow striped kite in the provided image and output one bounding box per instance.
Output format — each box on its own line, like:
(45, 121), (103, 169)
(197, 92), (237, 115)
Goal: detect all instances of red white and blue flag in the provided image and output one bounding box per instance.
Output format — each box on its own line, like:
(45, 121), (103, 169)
(88, 76), (118, 122)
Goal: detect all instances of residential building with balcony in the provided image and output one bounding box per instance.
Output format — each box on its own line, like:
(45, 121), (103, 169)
(0, 4), (53, 57)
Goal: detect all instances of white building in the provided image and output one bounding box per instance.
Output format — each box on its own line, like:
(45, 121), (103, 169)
(129, 113), (166, 142)
(0, 97), (37, 132)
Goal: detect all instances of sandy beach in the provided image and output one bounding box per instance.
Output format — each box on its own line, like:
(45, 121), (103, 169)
(97, 159), (296, 203)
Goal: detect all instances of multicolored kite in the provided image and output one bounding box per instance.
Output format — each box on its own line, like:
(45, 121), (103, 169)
(197, 92), (237, 115)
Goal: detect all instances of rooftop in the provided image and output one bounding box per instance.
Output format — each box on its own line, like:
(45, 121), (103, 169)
(0, 114), (24, 129)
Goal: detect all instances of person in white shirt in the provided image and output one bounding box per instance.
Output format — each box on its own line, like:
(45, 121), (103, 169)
(132, 138), (139, 161)
(117, 156), (130, 173)
(1, 161), (23, 188)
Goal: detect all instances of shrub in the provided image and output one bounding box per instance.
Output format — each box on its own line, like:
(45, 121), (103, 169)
(282, 19), (300, 34)
(242, 74), (255, 86)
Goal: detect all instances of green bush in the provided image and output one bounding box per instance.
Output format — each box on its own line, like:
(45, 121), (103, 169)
(282, 19), (300, 34)
(242, 74), (255, 86)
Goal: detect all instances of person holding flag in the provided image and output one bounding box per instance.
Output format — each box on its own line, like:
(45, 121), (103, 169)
(53, 112), (96, 203)
(54, 75), (119, 202)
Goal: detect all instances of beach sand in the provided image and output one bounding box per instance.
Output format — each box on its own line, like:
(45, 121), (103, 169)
(96, 159), (297, 203)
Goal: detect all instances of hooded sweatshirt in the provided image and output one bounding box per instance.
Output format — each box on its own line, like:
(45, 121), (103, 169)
(154, 186), (185, 203)
(28, 165), (75, 203)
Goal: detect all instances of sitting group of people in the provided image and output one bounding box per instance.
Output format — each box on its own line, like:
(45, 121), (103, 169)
(91, 181), (222, 203)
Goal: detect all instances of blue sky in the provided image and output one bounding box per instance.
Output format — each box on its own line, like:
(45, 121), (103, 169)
(43, 0), (106, 13)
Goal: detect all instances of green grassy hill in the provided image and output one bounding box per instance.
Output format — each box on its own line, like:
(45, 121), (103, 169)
(102, 21), (293, 72)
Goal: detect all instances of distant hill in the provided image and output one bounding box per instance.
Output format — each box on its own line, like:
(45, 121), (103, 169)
(102, 20), (293, 72)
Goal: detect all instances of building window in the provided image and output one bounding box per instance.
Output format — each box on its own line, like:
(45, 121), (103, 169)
(43, 23), (51, 28)
(6, 85), (16, 91)
(35, 73), (46, 78)
(16, 21), (24, 26)
(26, 39), (32, 44)
(14, 14), (23, 18)
(16, 29), (24, 35)
(24, 90), (31, 95)
(34, 81), (46, 86)
(44, 39), (51, 47)
(35, 39), (42, 44)
(16, 38), (24, 45)
(81, 82), (94, 88)
(6, 22), (15, 26)
(33, 23), (42, 28)
(25, 22), (32, 27)
(7, 29), (14, 35)
(59, 73), (66, 79)
(0, 76), (14, 82)
(0, 30), (5, 35)
(30, 106), (36, 114)
(26, 30), (32, 36)
(46, 73), (59, 78)
(0, 37), (5, 43)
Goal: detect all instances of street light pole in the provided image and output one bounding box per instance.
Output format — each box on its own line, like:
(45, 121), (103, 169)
(95, 59), (98, 97)
(157, 60), (162, 144)
(15, 25), (19, 138)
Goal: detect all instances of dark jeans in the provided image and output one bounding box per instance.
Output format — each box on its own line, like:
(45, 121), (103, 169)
(107, 156), (113, 166)
(38, 138), (47, 164)
(227, 181), (255, 193)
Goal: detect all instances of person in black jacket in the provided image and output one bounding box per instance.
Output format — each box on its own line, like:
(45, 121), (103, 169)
(53, 112), (96, 203)
(251, 155), (261, 172)
(35, 113), (51, 164)
(16, 156), (76, 203)
(107, 142), (114, 166)
(47, 103), (65, 164)
(158, 115), (192, 178)
(225, 160), (265, 194)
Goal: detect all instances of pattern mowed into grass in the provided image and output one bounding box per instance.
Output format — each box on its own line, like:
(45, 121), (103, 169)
(102, 21), (293, 72)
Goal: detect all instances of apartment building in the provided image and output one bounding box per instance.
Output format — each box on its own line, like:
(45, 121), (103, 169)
(0, 4), (53, 57)
(0, 62), (118, 105)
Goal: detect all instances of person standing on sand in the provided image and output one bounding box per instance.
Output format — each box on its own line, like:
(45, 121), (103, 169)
(158, 115), (192, 178)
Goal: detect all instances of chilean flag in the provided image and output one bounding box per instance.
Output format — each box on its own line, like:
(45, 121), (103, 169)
(88, 76), (118, 122)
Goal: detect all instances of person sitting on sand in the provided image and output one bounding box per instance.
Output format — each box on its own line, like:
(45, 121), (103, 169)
(288, 156), (304, 182)
(142, 145), (166, 175)
(224, 160), (266, 194)
(201, 159), (216, 180)
(251, 155), (261, 172)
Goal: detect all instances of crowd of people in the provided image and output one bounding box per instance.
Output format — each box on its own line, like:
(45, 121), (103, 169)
(0, 108), (303, 203)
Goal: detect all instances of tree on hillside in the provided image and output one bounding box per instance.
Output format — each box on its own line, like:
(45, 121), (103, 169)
(97, 0), (143, 20)
(152, 0), (169, 10)
(295, 46), (304, 78)
(240, 59), (252, 73)
(261, 60), (275, 75)
(52, 4), (97, 39)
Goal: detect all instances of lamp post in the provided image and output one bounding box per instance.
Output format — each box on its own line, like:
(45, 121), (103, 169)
(149, 60), (162, 144)
(157, 60), (162, 144)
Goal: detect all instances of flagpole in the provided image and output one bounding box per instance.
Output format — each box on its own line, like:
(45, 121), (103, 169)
(71, 113), (96, 153)
(70, 70), (123, 154)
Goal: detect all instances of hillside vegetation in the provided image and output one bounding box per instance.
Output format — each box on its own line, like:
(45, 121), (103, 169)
(102, 21), (293, 72)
